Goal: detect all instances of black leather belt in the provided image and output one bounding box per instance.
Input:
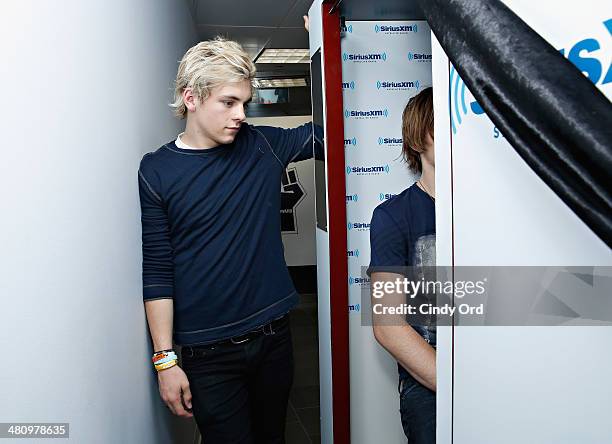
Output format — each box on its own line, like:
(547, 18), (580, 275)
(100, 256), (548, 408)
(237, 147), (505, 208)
(183, 314), (288, 358)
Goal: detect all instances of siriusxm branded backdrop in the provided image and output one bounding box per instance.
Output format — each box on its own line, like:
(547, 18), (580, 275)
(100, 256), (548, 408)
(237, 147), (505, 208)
(342, 20), (432, 443)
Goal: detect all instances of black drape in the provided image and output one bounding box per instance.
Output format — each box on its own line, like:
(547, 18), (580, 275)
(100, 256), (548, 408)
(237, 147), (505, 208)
(417, 0), (612, 248)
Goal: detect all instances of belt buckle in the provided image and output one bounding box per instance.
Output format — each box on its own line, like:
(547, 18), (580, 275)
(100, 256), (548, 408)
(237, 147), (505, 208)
(184, 346), (194, 358)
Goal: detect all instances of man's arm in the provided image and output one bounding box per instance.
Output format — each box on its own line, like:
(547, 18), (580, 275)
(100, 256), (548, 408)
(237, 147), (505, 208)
(371, 272), (436, 391)
(144, 299), (173, 352)
(254, 122), (324, 167)
(138, 164), (192, 417)
(144, 299), (193, 418)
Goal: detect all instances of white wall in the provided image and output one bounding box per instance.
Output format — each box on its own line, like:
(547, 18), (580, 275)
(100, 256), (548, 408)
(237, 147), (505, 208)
(247, 115), (317, 266)
(0, 1), (197, 442)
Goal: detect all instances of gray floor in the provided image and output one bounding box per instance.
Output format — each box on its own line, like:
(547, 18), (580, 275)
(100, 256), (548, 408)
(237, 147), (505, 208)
(286, 292), (321, 444)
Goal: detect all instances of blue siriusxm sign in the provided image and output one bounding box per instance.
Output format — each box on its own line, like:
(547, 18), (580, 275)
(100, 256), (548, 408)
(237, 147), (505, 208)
(346, 164), (390, 175)
(342, 52), (387, 62)
(345, 24), (353, 33)
(347, 249), (360, 257)
(348, 276), (371, 285)
(347, 221), (371, 231)
(450, 19), (612, 135)
(348, 303), (361, 312)
(342, 80), (356, 90)
(345, 193), (359, 202)
(450, 65), (485, 134)
(378, 136), (402, 146)
(376, 79), (420, 90)
(374, 24), (418, 34)
(344, 136), (358, 147)
(344, 108), (389, 119)
(558, 19), (612, 87)
(379, 193), (397, 201)
(407, 52), (432, 62)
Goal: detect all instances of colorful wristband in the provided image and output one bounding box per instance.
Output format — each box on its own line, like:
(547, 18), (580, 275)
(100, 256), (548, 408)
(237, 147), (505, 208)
(155, 359), (178, 371)
(152, 351), (177, 364)
(153, 354), (177, 366)
(154, 348), (174, 354)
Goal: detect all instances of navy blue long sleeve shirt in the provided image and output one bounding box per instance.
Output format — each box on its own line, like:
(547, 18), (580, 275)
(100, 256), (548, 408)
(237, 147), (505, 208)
(138, 122), (322, 345)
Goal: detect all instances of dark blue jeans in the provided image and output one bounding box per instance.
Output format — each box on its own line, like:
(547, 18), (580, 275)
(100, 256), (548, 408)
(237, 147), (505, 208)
(399, 370), (436, 443)
(398, 326), (436, 443)
(181, 315), (294, 444)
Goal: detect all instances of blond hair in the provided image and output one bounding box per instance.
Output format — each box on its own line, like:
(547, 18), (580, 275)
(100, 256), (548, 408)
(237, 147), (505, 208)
(170, 37), (256, 119)
(401, 87), (433, 173)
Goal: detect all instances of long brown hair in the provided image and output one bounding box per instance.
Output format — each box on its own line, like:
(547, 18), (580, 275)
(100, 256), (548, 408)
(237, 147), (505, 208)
(401, 87), (433, 173)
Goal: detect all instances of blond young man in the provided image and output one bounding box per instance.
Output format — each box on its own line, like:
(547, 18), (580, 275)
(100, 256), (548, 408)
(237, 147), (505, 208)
(368, 87), (436, 443)
(138, 38), (321, 443)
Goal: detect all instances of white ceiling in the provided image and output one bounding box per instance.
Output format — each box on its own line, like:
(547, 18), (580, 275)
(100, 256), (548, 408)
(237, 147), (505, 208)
(185, 0), (312, 62)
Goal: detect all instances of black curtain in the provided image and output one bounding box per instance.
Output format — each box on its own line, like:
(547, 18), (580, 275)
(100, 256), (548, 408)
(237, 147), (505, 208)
(417, 0), (612, 248)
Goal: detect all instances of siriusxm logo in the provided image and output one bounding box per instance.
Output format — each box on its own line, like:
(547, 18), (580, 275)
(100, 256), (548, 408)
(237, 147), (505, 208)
(376, 79), (420, 90)
(344, 137), (358, 147)
(450, 65), (485, 134)
(344, 24), (353, 33)
(379, 193), (397, 201)
(344, 108), (389, 119)
(348, 303), (361, 312)
(374, 24), (418, 34)
(347, 249), (360, 257)
(346, 164), (390, 175)
(342, 52), (387, 62)
(347, 221), (370, 231)
(378, 136), (402, 146)
(342, 80), (356, 90)
(345, 193), (359, 202)
(450, 20), (612, 135)
(558, 19), (611, 87)
(407, 52), (432, 62)
(349, 276), (371, 286)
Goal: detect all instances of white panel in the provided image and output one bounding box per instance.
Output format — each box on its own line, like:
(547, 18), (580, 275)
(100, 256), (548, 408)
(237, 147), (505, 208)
(0, 1), (197, 443)
(316, 228), (334, 443)
(432, 2), (612, 443)
(432, 34), (454, 444)
(309, 3), (333, 442)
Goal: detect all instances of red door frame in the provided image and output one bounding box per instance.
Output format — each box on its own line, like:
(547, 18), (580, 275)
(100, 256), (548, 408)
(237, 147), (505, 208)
(321, 2), (350, 443)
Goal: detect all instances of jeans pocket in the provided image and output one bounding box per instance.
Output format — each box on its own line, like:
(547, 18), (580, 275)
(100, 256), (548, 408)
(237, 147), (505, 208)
(181, 343), (224, 371)
(399, 375), (420, 401)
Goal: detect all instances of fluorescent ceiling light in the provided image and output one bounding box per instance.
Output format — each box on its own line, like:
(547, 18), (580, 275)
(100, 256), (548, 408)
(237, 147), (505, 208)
(255, 49), (310, 64)
(253, 78), (308, 88)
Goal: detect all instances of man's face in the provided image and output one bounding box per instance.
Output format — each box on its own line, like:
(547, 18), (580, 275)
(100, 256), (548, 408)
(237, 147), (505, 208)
(187, 80), (252, 146)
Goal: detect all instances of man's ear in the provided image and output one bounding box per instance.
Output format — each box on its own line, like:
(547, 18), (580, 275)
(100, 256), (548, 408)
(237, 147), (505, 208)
(182, 88), (198, 113)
